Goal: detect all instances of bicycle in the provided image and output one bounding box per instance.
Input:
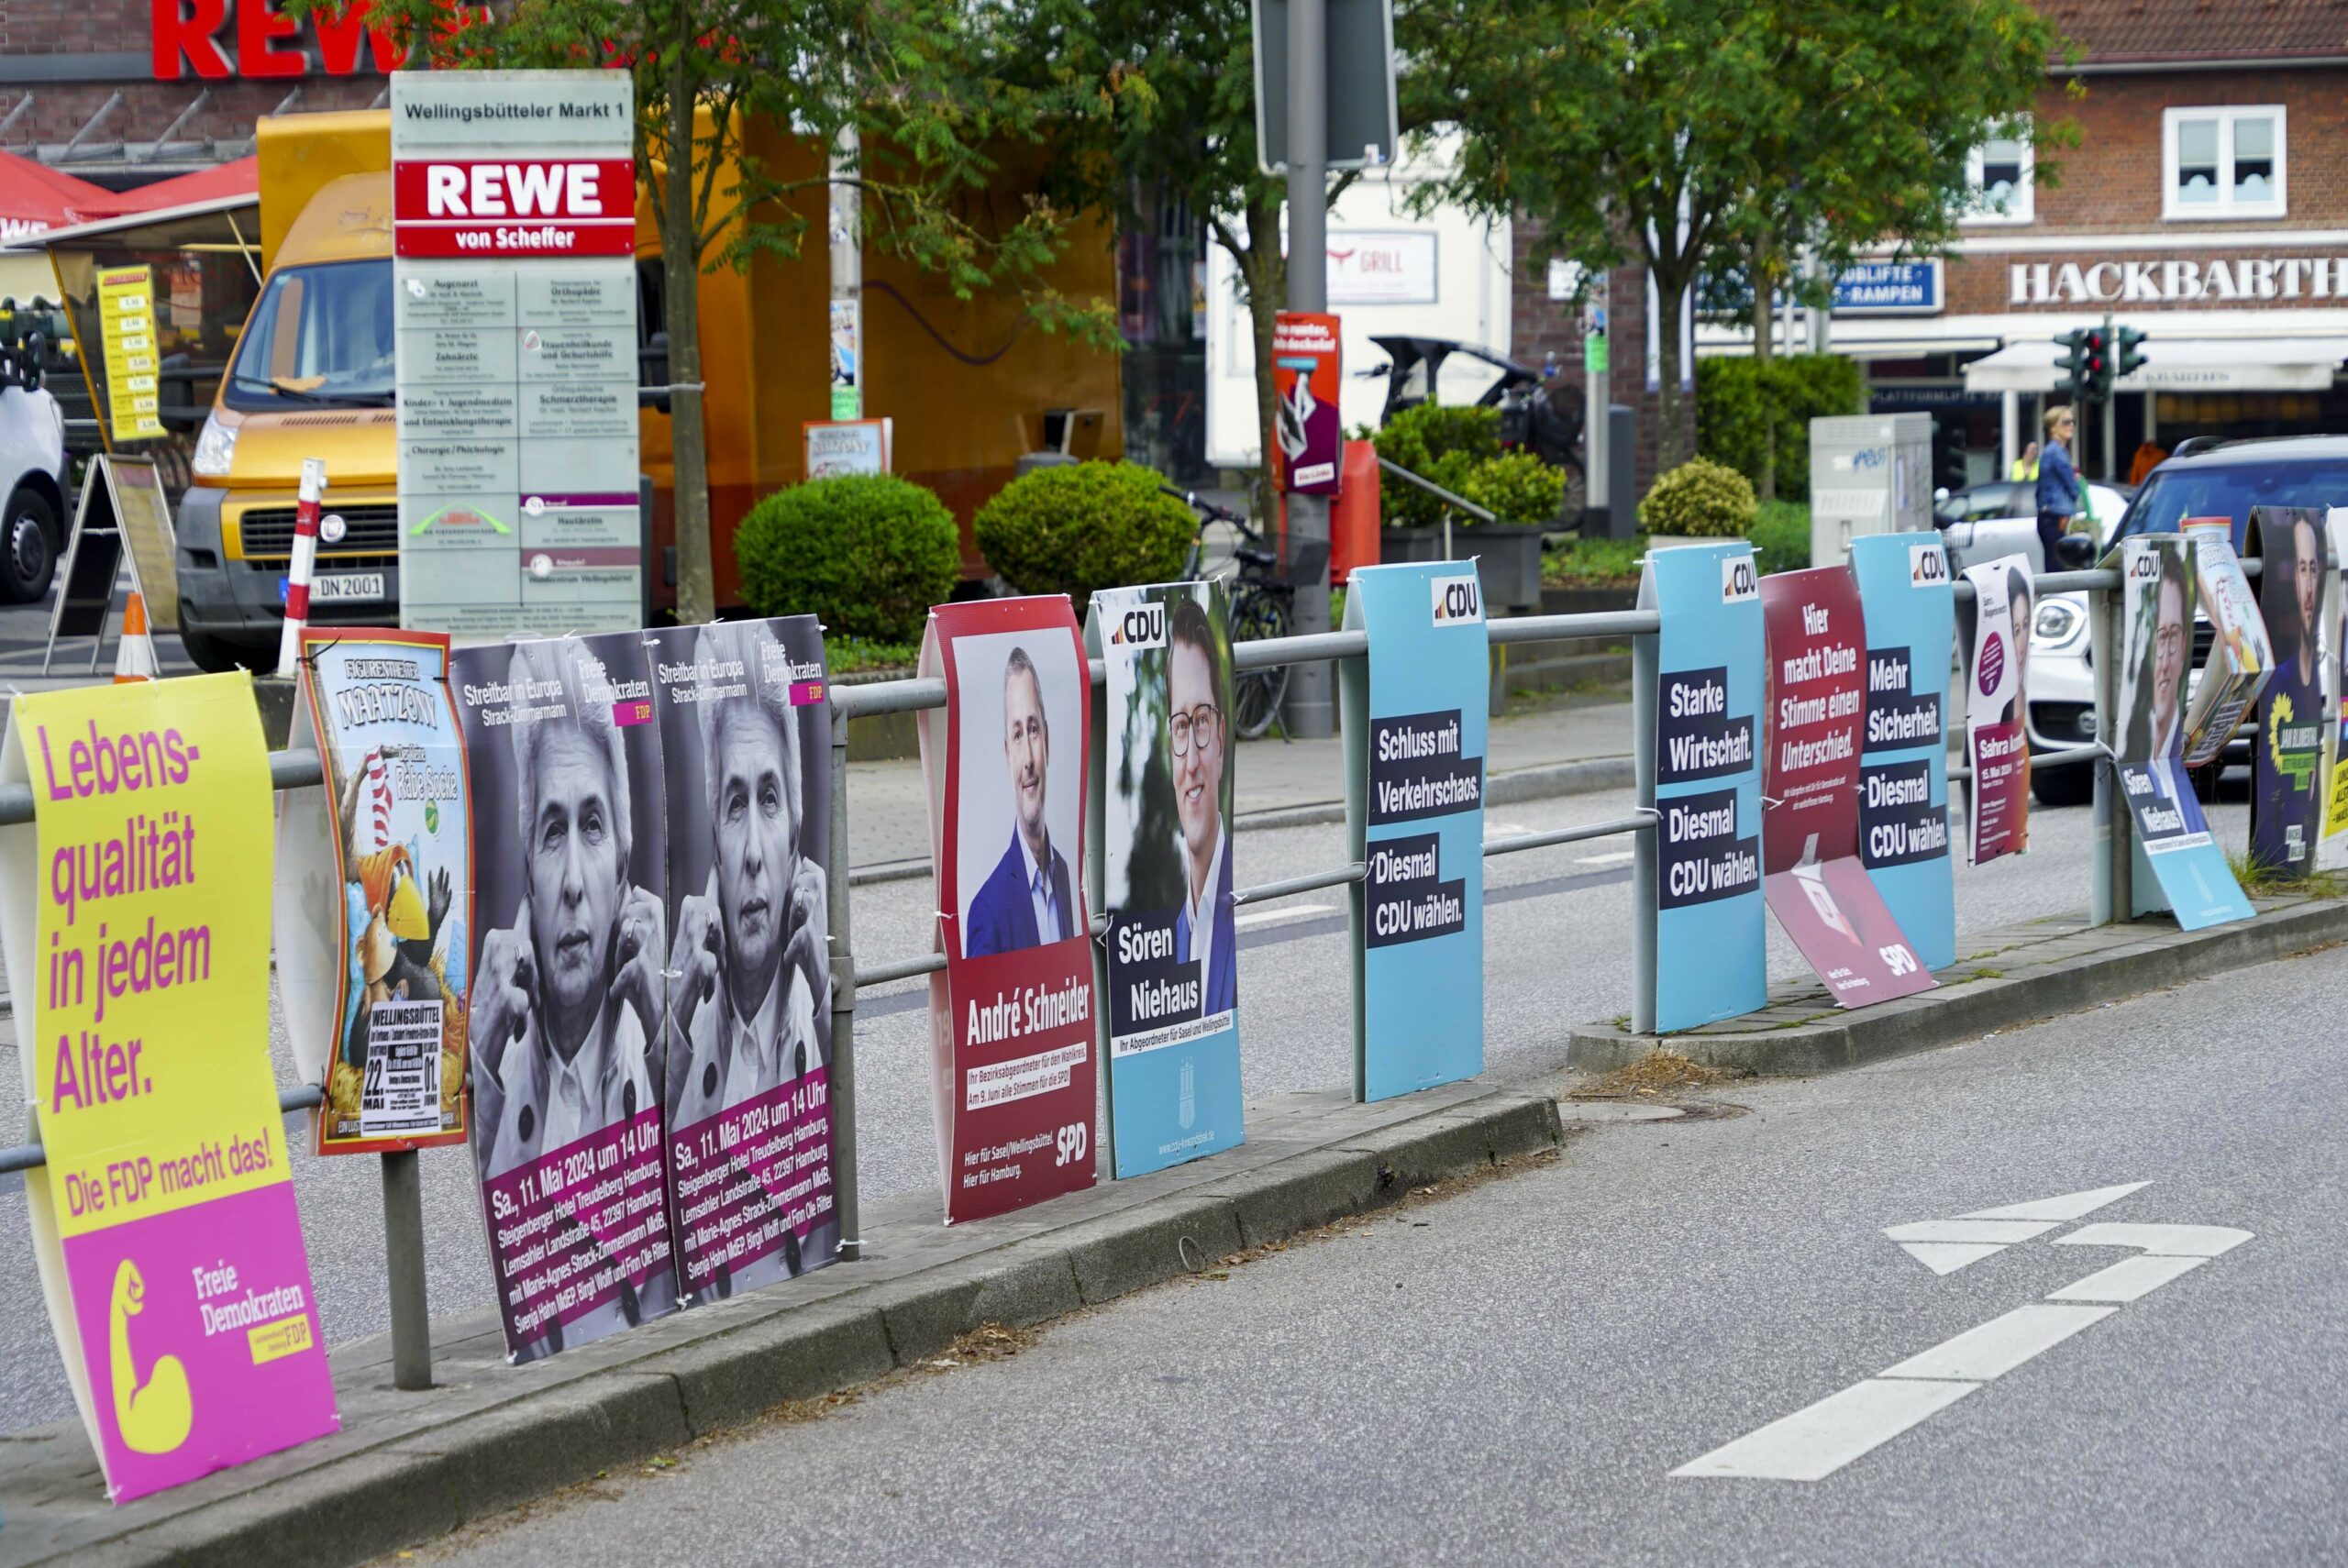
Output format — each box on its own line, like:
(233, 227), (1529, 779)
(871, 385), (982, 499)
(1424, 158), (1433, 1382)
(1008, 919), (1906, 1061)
(1166, 489), (1296, 740)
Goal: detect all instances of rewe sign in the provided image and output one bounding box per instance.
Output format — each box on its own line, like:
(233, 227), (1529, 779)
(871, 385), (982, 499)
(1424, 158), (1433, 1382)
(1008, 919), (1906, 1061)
(391, 158), (635, 258)
(152, 0), (404, 79)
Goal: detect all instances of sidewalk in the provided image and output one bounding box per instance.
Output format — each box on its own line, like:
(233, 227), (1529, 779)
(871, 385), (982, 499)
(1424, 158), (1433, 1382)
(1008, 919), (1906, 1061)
(845, 690), (1637, 878)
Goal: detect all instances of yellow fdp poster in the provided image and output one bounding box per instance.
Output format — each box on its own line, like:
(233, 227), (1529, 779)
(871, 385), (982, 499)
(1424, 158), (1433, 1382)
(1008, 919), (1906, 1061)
(96, 265), (164, 443)
(0, 674), (337, 1501)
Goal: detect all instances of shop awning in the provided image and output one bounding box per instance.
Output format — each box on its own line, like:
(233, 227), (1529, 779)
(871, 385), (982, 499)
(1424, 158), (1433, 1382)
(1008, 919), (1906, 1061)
(65, 157), (260, 221)
(1964, 336), (2348, 393)
(0, 150), (116, 242)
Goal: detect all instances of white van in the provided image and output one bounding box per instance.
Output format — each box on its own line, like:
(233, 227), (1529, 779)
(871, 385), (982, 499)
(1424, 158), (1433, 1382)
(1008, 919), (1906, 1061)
(0, 366), (67, 604)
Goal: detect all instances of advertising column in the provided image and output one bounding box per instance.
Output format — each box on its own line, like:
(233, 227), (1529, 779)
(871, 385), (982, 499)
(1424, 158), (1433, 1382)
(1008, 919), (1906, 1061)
(2110, 536), (2254, 929)
(392, 70), (642, 637)
(275, 630), (472, 1154)
(1341, 561), (1487, 1100)
(453, 634), (679, 1360)
(649, 619), (840, 1298)
(917, 598), (1098, 1223)
(2251, 507), (2330, 876)
(1958, 555), (2036, 867)
(1848, 534), (1955, 972)
(0, 675), (338, 1501)
(1759, 567), (1937, 1007)
(1643, 541), (1766, 1032)
(1091, 583), (1246, 1178)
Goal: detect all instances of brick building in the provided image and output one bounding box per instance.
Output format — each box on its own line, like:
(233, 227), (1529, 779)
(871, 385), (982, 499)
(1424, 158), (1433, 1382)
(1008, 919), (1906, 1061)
(0, 0), (393, 179)
(1701, 0), (2348, 486)
(1511, 225), (1670, 524)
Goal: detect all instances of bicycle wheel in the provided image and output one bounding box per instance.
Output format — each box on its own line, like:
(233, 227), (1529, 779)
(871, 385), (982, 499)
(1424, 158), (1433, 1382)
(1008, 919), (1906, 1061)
(1227, 584), (1291, 740)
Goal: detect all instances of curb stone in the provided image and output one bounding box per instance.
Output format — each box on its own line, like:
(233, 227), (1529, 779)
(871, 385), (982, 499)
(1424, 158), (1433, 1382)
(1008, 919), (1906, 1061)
(1567, 894), (2348, 1076)
(0, 1084), (1562, 1568)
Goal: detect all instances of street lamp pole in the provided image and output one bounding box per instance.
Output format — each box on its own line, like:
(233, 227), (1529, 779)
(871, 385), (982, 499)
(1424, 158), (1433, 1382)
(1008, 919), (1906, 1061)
(1281, 0), (1335, 738)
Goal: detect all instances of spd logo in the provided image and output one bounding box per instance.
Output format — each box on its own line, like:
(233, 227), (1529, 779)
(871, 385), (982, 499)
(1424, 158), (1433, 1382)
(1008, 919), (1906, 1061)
(1430, 572), (1483, 625)
(1108, 602), (1166, 649)
(1721, 554), (1759, 603)
(1910, 543), (1949, 587)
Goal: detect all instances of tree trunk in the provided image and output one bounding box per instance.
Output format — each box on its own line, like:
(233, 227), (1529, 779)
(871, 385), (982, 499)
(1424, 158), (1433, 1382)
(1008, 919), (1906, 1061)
(1653, 262), (1693, 471)
(1240, 195), (1286, 527)
(665, 50), (715, 624)
(1749, 234), (1776, 505)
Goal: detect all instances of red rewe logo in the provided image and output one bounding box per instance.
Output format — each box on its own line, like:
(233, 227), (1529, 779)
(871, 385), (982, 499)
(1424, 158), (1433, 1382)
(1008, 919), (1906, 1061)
(392, 159), (636, 259)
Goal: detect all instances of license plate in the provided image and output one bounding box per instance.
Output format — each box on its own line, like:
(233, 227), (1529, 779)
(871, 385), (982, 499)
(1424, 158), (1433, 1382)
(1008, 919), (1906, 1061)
(307, 573), (385, 603)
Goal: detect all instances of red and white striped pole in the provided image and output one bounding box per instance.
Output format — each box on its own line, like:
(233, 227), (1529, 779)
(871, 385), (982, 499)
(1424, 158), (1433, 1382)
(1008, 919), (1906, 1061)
(277, 457), (327, 679)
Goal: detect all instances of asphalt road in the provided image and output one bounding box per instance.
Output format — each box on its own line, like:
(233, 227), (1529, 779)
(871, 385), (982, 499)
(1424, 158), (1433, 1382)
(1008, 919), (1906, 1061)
(0, 768), (2198, 1433)
(393, 936), (2347, 1568)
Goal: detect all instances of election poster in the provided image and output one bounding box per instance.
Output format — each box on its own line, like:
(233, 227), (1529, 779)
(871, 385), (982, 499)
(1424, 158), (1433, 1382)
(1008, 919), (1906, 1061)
(1849, 534), (1955, 973)
(917, 597), (1098, 1223)
(1958, 555), (2036, 867)
(1340, 561), (1487, 1099)
(2250, 508), (2330, 876)
(0, 674), (338, 1501)
(2319, 509), (2348, 872)
(1272, 312), (1343, 495)
(2110, 536), (2254, 929)
(2180, 519), (2271, 767)
(453, 634), (679, 1362)
(649, 619), (839, 1300)
(1091, 582), (1246, 1178)
(1759, 568), (1937, 1007)
(1641, 540), (1766, 1033)
(277, 630), (472, 1156)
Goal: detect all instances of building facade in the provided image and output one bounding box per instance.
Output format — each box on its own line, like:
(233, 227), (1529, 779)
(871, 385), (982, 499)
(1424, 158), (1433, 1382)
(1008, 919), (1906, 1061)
(1701, 0), (2348, 487)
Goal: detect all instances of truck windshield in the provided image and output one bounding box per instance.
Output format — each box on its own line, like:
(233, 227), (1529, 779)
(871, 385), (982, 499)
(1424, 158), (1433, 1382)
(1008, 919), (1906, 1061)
(224, 259), (394, 410)
(2117, 460), (2348, 550)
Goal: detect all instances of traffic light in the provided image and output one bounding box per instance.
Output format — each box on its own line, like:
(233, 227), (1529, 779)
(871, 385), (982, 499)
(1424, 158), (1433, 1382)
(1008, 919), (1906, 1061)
(2080, 325), (2111, 400)
(2113, 325), (2150, 386)
(2053, 327), (2093, 399)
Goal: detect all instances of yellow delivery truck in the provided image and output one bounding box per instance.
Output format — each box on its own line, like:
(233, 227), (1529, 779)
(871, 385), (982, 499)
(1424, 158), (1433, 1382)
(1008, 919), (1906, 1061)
(172, 109), (1120, 669)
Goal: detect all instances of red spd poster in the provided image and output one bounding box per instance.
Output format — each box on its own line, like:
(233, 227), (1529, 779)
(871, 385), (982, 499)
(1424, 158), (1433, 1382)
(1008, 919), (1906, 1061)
(1272, 312), (1343, 495)
(917, 598), (1099, 1222)
(1761, 569), (1938, 1008)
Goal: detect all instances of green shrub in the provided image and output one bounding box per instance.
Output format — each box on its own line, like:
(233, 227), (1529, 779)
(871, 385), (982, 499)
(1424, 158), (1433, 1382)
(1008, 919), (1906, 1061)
(1460, 451), (1567, 528)
(1748, 501), (1811, 576)
(972, 460), (1195, 602)
(735, 474), (959, 644)
(1373, 404), (1501, 527)
(1696, 354), (1865, 496)
(1544, 535), (1647, 588)
(1639, 458), (1759, 538)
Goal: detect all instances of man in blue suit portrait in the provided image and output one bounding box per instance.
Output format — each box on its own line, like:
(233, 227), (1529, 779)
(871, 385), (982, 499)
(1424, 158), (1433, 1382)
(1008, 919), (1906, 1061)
(1167, 598), (1236, 1014)
(965, 646), (1077, 956)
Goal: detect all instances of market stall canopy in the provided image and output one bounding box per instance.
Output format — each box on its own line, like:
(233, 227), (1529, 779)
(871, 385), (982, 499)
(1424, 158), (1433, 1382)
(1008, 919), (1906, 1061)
(65, 157), (260, 222)
(1964, 336), (2348, 394)
(0, 150), (117, 242)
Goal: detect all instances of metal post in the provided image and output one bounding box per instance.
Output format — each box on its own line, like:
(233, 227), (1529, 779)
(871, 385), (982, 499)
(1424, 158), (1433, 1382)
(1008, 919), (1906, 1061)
(826, 720), (862, 1258)
(2000, 390), (2020, 480)
(1630, 595), (1659, 1034)
(1581, 269), (1611, 535)
(828, 126), (862, 422)
(380, 1150), (431, 1391)
(2100, 312), (2119, 483)
(2088, 568), (2130, 926)
(1281, 0), (1335, 739)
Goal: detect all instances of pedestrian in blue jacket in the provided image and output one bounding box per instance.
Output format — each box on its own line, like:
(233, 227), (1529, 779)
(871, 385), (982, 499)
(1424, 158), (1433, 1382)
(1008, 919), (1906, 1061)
(2035, 405), (2080, 570)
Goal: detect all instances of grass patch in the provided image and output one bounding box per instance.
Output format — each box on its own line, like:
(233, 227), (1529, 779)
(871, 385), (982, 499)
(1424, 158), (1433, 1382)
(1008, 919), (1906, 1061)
(826, 635), (922, 675)
(2226, 849), (2344, 900)
(1544, 534), (1647, 588)
(1576, 1048), (1731, 1098)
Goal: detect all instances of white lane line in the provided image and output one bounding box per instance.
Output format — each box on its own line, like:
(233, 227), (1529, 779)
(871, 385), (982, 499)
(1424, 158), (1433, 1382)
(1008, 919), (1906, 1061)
(1233, 902), (1334, 932)
(2054, 1221), (2253, 1258)
(1877, 1304), (2115, 1382)
(1962, 1182), (2150, 1221)
(1575, 850), (1636, 867)
(2047, 1255), (2209, 1303)
(1672, 1378), (1979, 1481)
(1897, 1242), (2009, 1275)
(1884, 1219), (2059, 1245)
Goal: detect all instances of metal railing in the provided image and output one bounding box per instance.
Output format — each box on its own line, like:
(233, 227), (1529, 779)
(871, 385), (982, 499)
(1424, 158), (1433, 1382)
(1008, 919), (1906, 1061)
(0, 545), (2237, 1396)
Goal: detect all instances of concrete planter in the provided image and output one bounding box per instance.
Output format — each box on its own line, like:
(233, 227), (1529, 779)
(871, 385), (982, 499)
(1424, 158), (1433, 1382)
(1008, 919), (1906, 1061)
(1378, 524), (1545, 612)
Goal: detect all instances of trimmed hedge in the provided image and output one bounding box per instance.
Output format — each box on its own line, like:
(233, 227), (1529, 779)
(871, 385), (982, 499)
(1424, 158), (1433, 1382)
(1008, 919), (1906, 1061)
(972, 460), (1195, 602)
(1460, 450), (1567, 528)
(1749, 500), (1811, 575)
(1638, 457), (1758, 538)
(1696, 353), (1865, 497)
(1371, 403), (1502, 528)
(735, 474), (960, 645)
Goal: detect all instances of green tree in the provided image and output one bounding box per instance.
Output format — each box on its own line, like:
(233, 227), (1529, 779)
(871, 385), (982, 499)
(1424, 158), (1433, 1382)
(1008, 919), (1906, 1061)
(1402, 0), (2068, 474)
(309, 0), (1117, 623)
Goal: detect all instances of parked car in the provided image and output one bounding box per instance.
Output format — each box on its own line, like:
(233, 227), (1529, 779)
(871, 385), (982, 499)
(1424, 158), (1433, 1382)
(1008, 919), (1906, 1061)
(1937, 483), (2132, 579)
(0, 358), (68, 605)
(2021, 435), (2348, 806)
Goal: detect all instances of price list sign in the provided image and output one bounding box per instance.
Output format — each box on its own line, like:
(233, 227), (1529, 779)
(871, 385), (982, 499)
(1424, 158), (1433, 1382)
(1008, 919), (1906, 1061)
(392, 70), (642, 637)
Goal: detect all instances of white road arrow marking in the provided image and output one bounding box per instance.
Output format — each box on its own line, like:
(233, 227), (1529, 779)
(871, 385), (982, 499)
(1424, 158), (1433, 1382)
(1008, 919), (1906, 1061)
(1680, 1183), (2254, 1482)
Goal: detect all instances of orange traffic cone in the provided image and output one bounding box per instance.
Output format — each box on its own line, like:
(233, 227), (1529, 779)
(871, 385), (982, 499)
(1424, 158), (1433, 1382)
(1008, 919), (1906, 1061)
(114, 591), (158, 684)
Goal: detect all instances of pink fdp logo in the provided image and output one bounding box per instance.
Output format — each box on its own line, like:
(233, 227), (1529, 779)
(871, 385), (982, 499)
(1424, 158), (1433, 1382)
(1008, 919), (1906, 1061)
(1978, 631), (2007, 696)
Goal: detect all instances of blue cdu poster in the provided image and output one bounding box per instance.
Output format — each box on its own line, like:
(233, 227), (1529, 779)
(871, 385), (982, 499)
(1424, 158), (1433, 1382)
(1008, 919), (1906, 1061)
(1342, 561), (1488, 1100)
(1641, 541), (1767, 1032)
(1847, 533), (1956, 972)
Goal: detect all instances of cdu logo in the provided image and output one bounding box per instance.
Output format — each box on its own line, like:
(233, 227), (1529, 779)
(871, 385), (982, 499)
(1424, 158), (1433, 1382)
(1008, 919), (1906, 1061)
(1109, 602), (1166, 649)
(1721, 554), (1760, 603)
(1910, 543), (1949, 587)
(1430, 572), (1483, 625)
(2128, 550), (2161, 582)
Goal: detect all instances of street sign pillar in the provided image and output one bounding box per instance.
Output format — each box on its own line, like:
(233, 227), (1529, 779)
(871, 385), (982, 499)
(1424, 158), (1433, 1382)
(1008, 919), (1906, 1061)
(1283, 0), (1335, 739)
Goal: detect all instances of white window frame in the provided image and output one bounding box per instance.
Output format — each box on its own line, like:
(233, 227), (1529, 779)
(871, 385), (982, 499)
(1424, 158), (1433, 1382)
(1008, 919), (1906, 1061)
(1963, 122), (2034, 226)
(2163, 105), (2287, 221)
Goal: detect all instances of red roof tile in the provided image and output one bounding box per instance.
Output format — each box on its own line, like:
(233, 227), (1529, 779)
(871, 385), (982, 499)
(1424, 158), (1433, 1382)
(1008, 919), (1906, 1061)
(2047, 0), (2348, 65)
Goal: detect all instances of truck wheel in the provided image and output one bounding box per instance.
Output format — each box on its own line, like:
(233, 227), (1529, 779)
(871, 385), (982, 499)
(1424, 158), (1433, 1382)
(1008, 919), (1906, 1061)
(0, 488), (57, 605)
(177, 614), (262, 674)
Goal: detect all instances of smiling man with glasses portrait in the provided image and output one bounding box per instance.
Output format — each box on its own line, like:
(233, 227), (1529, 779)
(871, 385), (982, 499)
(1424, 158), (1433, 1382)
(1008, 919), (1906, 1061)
(1167, 597), (1237, 1014)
